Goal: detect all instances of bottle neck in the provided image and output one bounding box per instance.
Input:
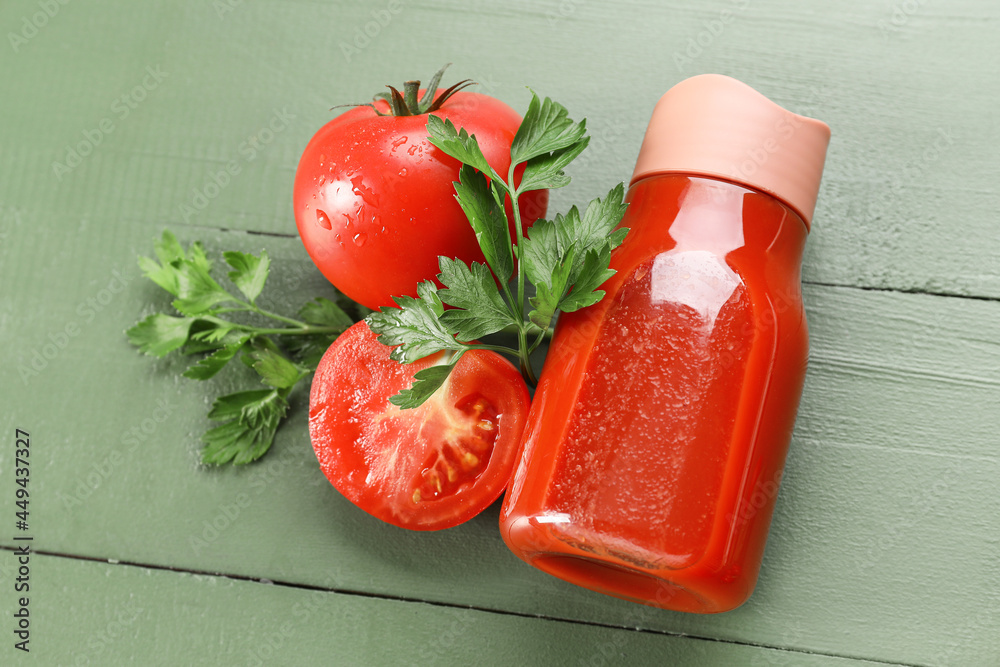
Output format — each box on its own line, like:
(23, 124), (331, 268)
(629, 171), (809, 234)
(624, 173), (808, 280)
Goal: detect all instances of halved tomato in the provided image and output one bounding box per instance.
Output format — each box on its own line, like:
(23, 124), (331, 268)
(309, 321), (530, 530)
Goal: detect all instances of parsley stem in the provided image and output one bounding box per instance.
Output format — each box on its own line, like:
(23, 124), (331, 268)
(527, 326), (550, 355)
(499, 280), (521, 325)
(221, 298), (328, 331)
(505, 164), (540, 387)
(519, 347), (538, 385)
(498, 322), (551, 339)
(198, 315), (345, 338)
(236, 325), (346, 336)
(465, 342), (520, 357)
(507, 165), (527, 319)
(248, 304), (308, 328)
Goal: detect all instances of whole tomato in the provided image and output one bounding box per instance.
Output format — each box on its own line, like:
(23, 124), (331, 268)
(293, 72), (548, 310)
(310, 322), (530, 530)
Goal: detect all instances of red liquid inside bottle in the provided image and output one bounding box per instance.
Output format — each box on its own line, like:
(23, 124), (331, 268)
(500, 75), (830, 613)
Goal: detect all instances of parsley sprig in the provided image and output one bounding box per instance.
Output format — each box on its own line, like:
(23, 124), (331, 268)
(126, 231), (361, 464)
(366, 93), (629, 409)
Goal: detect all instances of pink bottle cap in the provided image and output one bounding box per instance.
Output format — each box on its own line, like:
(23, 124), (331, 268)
(632, 74), (831, 228)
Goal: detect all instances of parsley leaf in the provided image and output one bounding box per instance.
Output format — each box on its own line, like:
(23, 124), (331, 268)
(368, 93), (629, 409)
(366, 281), (464, 363)
(453, 165), (514, 281)
(172, 258), (234, 316)
(154, 229), (185, 265)
(137, 230), (187, 296)
(520, 214), (572, 287)
(520, 185), (629, 325)
(509, 93), (590, 193)
(129, 230), (356, 464)
(574, 182), (629, 260)
(224, 250), (270, 304)
(390, 361), (456, 410)
(246, 340), (308, 389)
(510, 92), (589, 165)
(526, 245), (576, 330)
(202, 389), (288, 465)
(182, 337), (248, 380)
(127, 314), (194, 357)
(437, 257), (517, 341)
(298, 296), (354, 329)
(426, 115), (495, 176)
(517, 137), (590, 192)
(138, 256), (180, 297)
(189, 320), (237, 344)
(187, 241), (213, 273)
(182, 319), (246, 355)
(559, 246), (615, 312)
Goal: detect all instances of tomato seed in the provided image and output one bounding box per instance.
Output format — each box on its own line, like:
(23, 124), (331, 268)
(408, 394), (504, 506)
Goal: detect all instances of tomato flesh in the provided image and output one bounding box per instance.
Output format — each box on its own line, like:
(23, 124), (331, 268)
(410, 394), (499, 504)
(309, 322), (529, 531)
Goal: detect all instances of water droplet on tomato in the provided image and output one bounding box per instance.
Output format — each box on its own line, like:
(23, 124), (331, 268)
(351, 175), (380, 207)
(316, 209), (332, 230)
(353, 232), (368, 247)
(407, 145), (419, 156)
(398, 168), (407, 177)
(391, 136), (408, 151)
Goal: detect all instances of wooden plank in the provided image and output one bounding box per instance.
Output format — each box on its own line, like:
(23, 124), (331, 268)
(1, 0), (997, 297)
(2, 0), (998, 664)
(2, 221), (997, 665)
(0, 552), (903, 666)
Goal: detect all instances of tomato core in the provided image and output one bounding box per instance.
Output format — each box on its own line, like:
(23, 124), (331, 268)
(411, 394), (499, 504)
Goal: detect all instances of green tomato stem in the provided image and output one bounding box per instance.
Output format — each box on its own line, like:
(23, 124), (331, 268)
(402, 80), (420, 114)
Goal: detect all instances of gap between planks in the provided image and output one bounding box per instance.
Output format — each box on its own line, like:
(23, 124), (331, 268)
(0, 546), (923, 667)
(158, 221), (1000, 306)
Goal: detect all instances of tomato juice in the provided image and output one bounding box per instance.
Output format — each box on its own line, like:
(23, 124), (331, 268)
(501, 174), (813, 611)
(500, 74), (829, 612)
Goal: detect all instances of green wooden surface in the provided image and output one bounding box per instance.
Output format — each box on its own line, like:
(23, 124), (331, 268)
(1, 0), (998, 665)
(5, 553), (897, 667)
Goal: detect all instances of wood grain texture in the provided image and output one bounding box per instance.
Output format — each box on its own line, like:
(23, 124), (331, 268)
(1, 0), (998, 664)
(0, 0), (997, 296)
(1, 221), (997, 665)
(3, 552), (898, 666)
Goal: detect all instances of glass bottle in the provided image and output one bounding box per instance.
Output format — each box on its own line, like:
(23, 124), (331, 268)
(500, 74), (831, 613)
